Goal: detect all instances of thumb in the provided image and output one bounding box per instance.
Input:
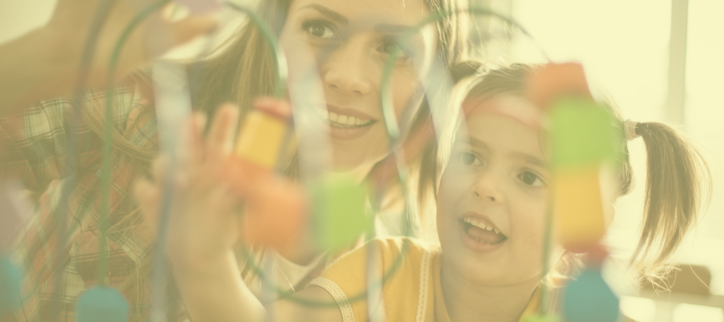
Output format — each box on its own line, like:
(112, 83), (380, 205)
(167, 13), (219, 48)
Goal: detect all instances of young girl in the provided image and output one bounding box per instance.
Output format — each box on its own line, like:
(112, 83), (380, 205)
(139, 63), (711, 322)
(0, 0), (469, 320)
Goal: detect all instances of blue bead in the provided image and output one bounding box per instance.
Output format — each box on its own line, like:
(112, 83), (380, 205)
(0, 256), (22, 315)
(76, 287), (129, 322)
(563, 269), (619, 322)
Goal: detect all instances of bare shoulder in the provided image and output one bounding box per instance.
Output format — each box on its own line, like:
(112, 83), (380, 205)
(267, 285), (343, 322)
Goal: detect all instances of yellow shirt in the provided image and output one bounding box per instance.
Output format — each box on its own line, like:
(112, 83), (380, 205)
(308, 237), (539, 322)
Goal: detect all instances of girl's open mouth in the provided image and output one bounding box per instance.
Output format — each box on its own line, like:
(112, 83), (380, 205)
(459, 218), (508, 253)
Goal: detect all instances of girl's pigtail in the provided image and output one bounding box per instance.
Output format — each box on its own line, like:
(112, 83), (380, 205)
(631, 122), (711, 279)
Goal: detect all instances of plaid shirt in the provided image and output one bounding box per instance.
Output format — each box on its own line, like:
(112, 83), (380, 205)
(0, 77), (167, 322)
(0, 75), (341, 322)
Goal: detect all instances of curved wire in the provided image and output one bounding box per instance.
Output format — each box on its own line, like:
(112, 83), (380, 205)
(99, 0), (172, 287)
(50, 0), (117, 320)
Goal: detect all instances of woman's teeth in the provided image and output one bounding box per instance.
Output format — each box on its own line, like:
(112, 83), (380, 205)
(314, 108), (373, 128)
(463, 217), (501, 235)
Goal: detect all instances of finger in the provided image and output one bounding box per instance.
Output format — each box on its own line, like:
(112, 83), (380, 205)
(134, 178), (161, 232)
(166, 13), (218, 49)
(191, 111), (208, 163)
(205, 103), (240, 166)
(254, 97), (292, 119)
(152, 154), (170, 184)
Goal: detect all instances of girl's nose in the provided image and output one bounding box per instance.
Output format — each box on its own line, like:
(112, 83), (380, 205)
(471, 172), (505, 204)
(322, 41), (373, 96)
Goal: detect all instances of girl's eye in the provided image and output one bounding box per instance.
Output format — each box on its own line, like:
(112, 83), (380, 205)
(303, 20), (335, 39)
(518, 171), (545, 187)
(459, 152), (483, 166)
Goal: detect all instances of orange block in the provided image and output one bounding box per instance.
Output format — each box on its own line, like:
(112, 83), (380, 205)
(553, 166), (606, 252)
(234, 110), (288, 169)
(243, 177), (308, 251)
(527, 63), (593, 110)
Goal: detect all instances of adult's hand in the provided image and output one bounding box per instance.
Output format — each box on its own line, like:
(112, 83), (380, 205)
(0, 0), (218, 114)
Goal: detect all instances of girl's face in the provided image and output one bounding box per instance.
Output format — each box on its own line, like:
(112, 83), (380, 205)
(279, 0), (438, 172)
(437, 95), (550, 286)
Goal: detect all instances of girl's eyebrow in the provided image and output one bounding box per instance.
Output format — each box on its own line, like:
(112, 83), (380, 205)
(510, 152), (547, 168)
(297, 4), (349, 24)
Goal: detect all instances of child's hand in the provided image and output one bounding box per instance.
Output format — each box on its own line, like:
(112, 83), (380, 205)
(134, 104), (243, 273)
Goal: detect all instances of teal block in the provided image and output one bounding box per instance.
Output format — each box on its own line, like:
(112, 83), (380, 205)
(311, 174), (372, 250)
(563, 269), (619, 322)
(523, 314), (560, 322)
(550, 98), (621, 169)
(76, 287), (129, 322)
(0, 256), (22, 316)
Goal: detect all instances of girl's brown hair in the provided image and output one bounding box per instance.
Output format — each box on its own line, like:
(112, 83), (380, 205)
(425, 62), (711, 285)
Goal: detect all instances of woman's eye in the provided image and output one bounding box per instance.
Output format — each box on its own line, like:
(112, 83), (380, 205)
(378, 38), (411, 60)
(518, 171), (544, 187)
(459, 152), (482, 166)
(303, 21), (335, 39)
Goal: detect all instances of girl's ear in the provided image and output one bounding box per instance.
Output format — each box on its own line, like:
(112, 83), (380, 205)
(631, 122), (711, 280)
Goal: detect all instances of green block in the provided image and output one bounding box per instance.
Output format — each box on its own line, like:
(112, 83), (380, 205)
(76, 287), (129, 322)
(523, 314), (560, 322)
(0, 256), (21, 315)
(550, 98), (621, 169)
(311, 174), (372, 250)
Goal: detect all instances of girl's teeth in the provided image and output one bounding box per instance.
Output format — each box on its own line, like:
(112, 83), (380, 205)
(464, 217), (503, 236)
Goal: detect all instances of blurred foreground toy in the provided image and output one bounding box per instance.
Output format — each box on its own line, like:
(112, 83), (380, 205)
(228, 98), (304, 250)
(0, 181), (29, 318)
(311, 173), (372, 250)
(0, 256), (21, 318)
(229, 98), (372, 252)
(529, 63), (621, 252)
(522, 314), (560, 322)
(76, 287), (129, 322)
(528, 63), (620, 321)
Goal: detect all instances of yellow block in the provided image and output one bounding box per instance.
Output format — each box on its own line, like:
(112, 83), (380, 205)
(553, 166), (606, 250)
(235, 110), (287, 169)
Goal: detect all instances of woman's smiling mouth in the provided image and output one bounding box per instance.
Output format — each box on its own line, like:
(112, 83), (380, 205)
(315, 105), (377, 140)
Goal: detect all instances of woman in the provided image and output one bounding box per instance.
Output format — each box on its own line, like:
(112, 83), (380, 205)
(0, 0), (469, 321)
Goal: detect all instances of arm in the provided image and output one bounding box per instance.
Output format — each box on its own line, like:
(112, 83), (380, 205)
(0, 0), (217, 115)
(171, 249), (342, 322)
(135, 104), (343, 322)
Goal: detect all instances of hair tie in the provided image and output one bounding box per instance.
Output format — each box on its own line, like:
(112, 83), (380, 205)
(624, 119), (641, 141)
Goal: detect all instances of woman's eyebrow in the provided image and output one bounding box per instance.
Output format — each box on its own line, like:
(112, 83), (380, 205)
(297, 4), (349, 24)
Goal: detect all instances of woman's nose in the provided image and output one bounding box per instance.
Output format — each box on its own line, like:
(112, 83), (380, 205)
(471, 172), (505, 204)
(322, 41), (373, 96)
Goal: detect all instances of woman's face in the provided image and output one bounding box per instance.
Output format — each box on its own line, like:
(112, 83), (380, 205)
(436, 95), (550, 286)
(279, 0), (438, 172)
